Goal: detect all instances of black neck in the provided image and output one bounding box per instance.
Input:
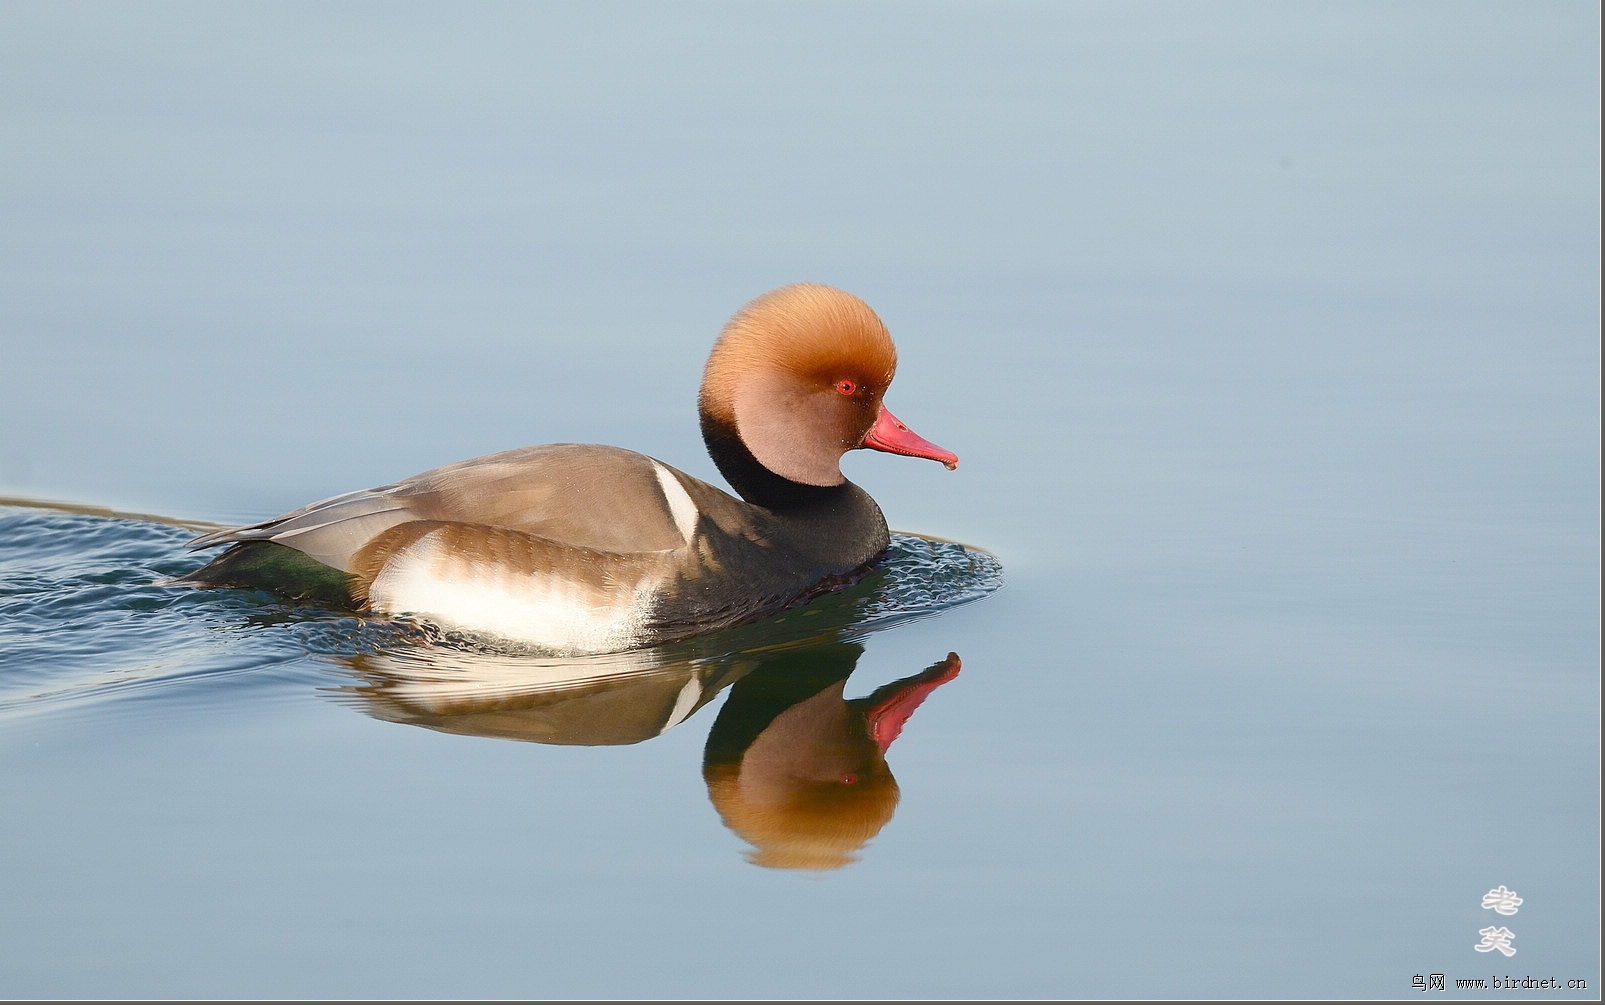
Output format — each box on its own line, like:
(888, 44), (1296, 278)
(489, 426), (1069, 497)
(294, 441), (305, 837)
(700, 411), (846, 511)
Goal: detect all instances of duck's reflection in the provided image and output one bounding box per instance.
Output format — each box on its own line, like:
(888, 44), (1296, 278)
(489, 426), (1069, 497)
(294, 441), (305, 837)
(336, 634), (959, 871)
(344, 643), (746, 746)
(703, 646), (959, 870)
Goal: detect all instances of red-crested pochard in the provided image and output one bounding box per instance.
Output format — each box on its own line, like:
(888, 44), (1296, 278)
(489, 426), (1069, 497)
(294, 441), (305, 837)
(182, 283), (958, 653)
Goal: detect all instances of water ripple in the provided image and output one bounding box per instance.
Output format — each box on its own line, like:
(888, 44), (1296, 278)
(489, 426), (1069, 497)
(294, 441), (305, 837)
(0, 504), (1001, 721)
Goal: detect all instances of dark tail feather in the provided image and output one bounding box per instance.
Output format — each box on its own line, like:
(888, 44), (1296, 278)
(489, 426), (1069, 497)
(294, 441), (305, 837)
(176, 541), (359, 608)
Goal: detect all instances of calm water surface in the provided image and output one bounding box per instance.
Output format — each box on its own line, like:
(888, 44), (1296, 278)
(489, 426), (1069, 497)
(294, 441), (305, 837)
(1, 3), (1599, 999)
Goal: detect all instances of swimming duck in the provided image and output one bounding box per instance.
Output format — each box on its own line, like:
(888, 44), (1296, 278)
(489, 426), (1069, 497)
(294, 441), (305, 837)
(182, 283), (958, 653)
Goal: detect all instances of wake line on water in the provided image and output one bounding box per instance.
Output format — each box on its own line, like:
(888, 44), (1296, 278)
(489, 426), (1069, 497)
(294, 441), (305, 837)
(0, 494), (227, 533)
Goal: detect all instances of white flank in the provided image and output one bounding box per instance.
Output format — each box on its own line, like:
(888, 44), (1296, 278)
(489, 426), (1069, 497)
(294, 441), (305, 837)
(652, 461), (700, 544)
(367, 530), (657, 654)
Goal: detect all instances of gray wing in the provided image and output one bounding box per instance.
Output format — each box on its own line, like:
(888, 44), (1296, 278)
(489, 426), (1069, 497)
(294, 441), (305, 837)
(188, 444), (699, 572)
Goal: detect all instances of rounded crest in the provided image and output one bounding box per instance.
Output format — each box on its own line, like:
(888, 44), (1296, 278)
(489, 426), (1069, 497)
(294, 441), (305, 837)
(699, 283), (897, 427)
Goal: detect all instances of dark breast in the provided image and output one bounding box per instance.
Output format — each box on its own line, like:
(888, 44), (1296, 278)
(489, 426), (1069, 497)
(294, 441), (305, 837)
(642, 475), (891, 639)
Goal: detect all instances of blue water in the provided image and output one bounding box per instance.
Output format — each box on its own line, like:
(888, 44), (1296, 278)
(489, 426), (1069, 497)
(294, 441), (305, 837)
(2, 3), (1599, 999)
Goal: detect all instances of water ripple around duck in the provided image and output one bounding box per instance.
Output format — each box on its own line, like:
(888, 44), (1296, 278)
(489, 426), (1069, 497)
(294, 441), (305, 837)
(0, 504), (1001, 722)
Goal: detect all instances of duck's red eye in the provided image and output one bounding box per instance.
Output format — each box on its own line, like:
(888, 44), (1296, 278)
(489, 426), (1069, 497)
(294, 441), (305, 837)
(840, 773), (858, 785)
(835, 379), (856, 396)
